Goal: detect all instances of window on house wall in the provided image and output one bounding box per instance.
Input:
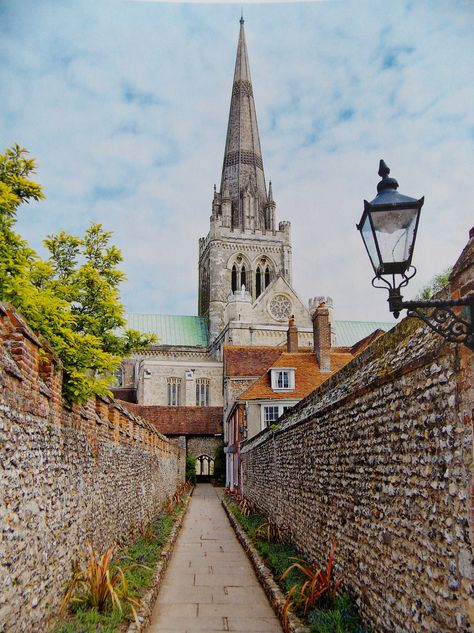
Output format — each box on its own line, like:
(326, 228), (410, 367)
(262, 403), (294, 429)
(196, 378), (210, 406)
(167, 378), (182, 406)
(263, 406), (280, 426)
(271, 368), (295, 391)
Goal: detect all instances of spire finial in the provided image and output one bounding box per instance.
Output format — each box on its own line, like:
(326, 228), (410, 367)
(240, 8), (244, 25)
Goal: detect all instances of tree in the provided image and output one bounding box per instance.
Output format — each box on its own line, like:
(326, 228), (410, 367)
(416, 268), (452, 300)
(0, 145), (154, 402)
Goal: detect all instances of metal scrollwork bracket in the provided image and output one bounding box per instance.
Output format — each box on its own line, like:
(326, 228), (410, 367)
(402, 296), (474, 351)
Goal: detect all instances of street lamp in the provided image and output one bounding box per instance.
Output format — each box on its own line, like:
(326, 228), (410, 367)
(357, 160), (474, 350)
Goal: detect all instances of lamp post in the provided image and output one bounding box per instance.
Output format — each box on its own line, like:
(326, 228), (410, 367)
(357, 160), (474, 350)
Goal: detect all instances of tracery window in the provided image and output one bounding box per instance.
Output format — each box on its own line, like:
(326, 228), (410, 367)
(231, 258), (248, 293)
(196, 378), (210, 407)
(167, 378), (182, 406)
(255, 260), (271, 298)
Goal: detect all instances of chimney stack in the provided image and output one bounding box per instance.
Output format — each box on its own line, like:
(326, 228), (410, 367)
(287, 315), (298, 352)
(312, 302), (331, 372)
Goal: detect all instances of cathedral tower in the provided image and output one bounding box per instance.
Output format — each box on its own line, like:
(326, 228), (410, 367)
(199, 18), (293, 343)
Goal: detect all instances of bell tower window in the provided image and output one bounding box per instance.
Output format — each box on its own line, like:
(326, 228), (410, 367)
(232, 264), (238, 292)
(241, 265), (246, 289)
(265, 266), (270, 288)
(256, 267), (262, 297)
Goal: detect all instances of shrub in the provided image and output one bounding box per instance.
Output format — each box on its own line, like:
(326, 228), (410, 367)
(185, 454), (196, 484)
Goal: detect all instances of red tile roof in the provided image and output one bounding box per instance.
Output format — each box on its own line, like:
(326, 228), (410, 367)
(118, 404), (223, 436)
(224, 345), (282, 377)
(238, 350), (353, 401)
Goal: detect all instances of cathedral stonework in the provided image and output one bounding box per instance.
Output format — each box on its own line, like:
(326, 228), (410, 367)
(198, 18), (313, 349)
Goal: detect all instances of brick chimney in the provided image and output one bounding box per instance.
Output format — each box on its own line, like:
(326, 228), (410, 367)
(312, 302), (331, 372)
(287, 315), (298, 352)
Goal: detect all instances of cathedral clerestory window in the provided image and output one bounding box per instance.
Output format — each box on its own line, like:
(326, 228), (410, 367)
(167, 377), (182, 406)
(196, 378), (210, 406)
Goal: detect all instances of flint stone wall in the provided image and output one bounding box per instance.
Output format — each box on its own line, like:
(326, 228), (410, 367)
(241, 317), (474, 632)
(0, 304), (185, 632)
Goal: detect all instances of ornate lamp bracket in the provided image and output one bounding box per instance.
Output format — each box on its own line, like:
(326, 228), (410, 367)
(382, 280), (474, 351)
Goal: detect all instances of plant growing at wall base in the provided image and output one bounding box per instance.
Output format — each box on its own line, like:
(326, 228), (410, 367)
(281, 542), (342, 616)
(60, 543), (142, 625)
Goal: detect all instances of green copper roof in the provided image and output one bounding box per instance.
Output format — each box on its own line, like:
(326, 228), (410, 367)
(126, 314), (208, 347)
(333, 320), (393, 347)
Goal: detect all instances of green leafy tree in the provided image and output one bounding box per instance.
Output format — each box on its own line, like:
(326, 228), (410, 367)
(416, 267), (452, 300)
(0, 145), (154, 402)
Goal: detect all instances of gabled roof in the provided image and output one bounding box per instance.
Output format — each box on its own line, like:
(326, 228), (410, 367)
(125, 314), (208, 347)
(120, 404), (223, 436)
(333, 320), (393, 346)
(238, 350), (353, 401)
(224, 345), (282, 377)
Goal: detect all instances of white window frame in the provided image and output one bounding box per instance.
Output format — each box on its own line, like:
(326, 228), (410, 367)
(270, 368), (295, 392)
(195, 378), (210, 407)
(261, 403), (295, 430)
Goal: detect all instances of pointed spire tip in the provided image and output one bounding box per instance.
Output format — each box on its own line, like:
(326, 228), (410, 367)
(240, 8), (244, 25)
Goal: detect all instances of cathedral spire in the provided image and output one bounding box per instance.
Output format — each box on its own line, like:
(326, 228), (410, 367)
(220, 18), (268, 229)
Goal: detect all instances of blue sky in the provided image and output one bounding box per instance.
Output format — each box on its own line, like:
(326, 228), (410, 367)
(1, 0), (473, 322)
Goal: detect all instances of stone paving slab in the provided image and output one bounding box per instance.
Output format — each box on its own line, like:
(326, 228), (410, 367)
(147, 484), (283, 633)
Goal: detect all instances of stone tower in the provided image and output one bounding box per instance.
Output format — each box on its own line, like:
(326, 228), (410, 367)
(198, 18), (293, 343)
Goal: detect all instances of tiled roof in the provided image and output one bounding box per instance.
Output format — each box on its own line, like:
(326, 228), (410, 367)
(238, 350), (353, 401)
(224, 346), (283, 377)
(125, 314), (208, 347)
(333, 320), (393, 346)
(119, 404), (223, 436)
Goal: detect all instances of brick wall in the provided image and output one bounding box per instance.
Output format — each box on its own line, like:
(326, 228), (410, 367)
(0, 304), (185, 632)
(241, 230), (474, 632)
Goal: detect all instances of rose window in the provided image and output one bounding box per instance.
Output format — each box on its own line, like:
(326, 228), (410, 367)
(269, 295), (292, 321)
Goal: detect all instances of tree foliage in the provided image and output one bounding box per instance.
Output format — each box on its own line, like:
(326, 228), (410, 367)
(0, 145), (155, 402)
(416, 267), (452, 300)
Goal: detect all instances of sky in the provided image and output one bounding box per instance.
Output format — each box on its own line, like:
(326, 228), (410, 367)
(1, 0), (473, 323)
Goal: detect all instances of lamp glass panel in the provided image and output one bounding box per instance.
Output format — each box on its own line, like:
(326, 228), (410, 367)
(371, 207), (418, 268)
(360, 213), (380, 271)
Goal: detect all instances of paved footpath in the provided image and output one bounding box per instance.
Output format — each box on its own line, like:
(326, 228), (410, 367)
(148, 483), (283, 633)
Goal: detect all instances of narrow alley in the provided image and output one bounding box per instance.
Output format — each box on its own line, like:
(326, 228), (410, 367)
(148, 484), (283, 633)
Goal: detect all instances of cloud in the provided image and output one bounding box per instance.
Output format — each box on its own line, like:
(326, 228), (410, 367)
(0, 0), (473, 323)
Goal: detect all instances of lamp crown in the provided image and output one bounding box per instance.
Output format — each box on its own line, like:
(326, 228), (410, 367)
(377, 159), (399, 193)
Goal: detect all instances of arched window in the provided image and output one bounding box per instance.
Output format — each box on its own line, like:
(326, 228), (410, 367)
(231, 264), (237, 292)
(241, 265), (246, 289)
(256, 267), (262, 297)
(265, 266), (270, 288)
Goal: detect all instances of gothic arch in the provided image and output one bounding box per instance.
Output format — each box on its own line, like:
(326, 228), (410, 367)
(227, 253), (251, 293)
(252, 255), (274, 299)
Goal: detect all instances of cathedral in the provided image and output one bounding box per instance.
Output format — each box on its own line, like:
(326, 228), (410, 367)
(115, 19), (391, 479)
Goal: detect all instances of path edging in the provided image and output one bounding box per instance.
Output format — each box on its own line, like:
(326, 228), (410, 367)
(222, 498), (309, 633)
(124, 487), (194, 633)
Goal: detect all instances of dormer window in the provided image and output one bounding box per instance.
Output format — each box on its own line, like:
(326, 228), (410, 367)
(270, 368), (295, 391)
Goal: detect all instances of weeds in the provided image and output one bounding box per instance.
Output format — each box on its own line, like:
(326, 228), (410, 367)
(56, 484), (191, 633)
(225, 495), (368, 633)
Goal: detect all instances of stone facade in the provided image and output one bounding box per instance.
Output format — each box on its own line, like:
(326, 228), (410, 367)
(0, 304), (185, 632)
(241, 313), (474, 631)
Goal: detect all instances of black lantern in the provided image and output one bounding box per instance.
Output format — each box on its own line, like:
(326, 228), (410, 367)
(357, 160), (473, 350)
(358, 160), (424, 277)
